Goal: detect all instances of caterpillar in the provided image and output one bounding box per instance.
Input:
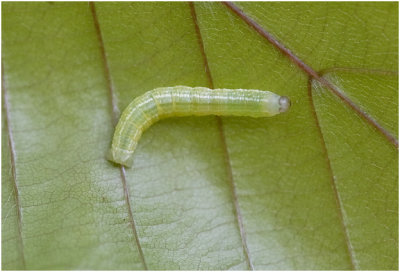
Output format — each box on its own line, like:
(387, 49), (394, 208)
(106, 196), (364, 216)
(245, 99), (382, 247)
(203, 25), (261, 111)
(108, 86), (290, 167)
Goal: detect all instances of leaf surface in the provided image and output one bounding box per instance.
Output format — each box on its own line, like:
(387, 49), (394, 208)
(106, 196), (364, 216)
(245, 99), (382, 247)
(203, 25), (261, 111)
(2, 2), (398, 270)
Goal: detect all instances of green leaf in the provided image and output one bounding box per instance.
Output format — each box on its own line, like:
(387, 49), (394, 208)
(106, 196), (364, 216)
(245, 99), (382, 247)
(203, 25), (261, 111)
(2, 2), (397, 270)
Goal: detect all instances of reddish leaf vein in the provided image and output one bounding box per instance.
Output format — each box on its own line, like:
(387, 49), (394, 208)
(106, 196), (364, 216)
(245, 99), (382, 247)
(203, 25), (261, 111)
(222, 1), (398, 148)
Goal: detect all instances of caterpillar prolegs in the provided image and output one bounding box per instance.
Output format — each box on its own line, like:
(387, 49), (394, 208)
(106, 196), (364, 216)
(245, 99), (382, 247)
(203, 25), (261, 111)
(108, 86), (291, 167)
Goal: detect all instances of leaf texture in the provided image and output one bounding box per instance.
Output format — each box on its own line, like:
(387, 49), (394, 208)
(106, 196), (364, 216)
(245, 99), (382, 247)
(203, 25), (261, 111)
(2, 2), (398, 270)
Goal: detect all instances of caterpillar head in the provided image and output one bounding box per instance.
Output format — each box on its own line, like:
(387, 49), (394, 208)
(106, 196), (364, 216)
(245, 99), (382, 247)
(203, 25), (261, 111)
(278, 96), (291, 113)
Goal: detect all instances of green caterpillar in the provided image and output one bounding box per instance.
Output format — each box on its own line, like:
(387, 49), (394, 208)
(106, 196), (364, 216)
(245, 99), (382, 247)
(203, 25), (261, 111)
(108, 86), (291, 167)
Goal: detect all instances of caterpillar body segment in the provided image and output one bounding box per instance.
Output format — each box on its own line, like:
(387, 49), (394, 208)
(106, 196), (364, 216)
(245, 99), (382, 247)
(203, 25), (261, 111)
(108, 86), (290, 167)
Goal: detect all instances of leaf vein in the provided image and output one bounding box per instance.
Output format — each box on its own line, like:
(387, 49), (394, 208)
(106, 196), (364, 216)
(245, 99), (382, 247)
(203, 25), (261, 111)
(223, 1), (398, 148)
(189, 2), (254, 270)
(2, 64), (26, 269)
(307, 78), (357, 269)
(89, 3), (147, 269)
